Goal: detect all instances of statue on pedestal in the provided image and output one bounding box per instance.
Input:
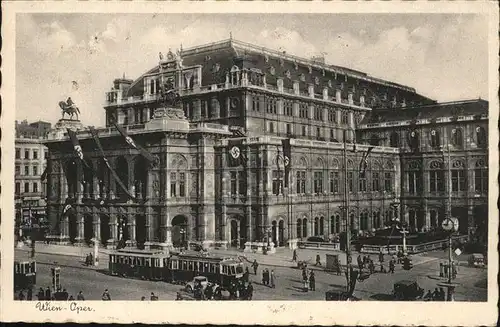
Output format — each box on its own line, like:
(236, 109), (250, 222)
(59, 97), (81, 120)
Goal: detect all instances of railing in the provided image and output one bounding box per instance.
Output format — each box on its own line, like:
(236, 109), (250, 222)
(298, 241), (341, 251)
(360, 235), (469, 254)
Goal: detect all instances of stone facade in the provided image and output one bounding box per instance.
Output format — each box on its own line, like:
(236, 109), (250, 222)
(43, 39), (488, 249)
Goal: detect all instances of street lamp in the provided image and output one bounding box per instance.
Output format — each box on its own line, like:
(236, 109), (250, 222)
(266, 227), (272, 253)
(180, 228), (186, 249)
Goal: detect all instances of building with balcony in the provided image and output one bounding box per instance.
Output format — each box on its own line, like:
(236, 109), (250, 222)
(43, 39), (488, 250)
(15, 120), (51, 227)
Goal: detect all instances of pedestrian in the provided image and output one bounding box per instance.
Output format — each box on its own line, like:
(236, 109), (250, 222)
(62, 288), (69, 301)
(270, 270), (276, 288)
(302, 269), (309, 292)
(150, 292), (158, 301)
(18, 290), (25, 301)
(389, 259), (395, 274)
(101, 289), (111, 301)
(205, 283), (213, 300)
(315, 254), (322, 266)
(175, 292), (183, 301)
(309, 271), (316, 291)
(379, 250), (384, 263)
(68, 295), (74, 301)
(439, 288), (446, 301)
(27, 288), (33, 301)
(292, 249), (298, 262)
(424, 290), (433, 301)
(264, 268), (270, 285)
(432, 288), (439, 301)
(380, 263), (386, 273)
(45, 287), (51, 301)
(334, 257), (342, 275)
(244, 267), (250, 282)
(252, 259), (259, 275)
(368, 260), (375, 274)
(37, 287), (45, 301)
(77, 291), (85, 301)
(357, 255), (363, 270)
(141, 296), (146, 301)
(247, 282), (253, 300)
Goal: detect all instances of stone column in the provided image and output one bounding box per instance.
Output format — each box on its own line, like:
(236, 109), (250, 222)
(92, 159), (99, 200)
(424, 204), (431, 231)
(143, 107), (150, 123)
(76, 209), (84, 244)
(467, 205), (475, 240)
(128, 214), (136, 247)
(108, 158), (117, 200)
(108, 208), (117, 248)
(193, 99), (202, 121)
(93, 211), (100, 241)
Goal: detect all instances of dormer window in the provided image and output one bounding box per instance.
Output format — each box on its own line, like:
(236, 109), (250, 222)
(300, 74), (305, 82)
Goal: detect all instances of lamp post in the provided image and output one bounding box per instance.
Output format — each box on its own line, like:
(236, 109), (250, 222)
(180, 228), (186, 249)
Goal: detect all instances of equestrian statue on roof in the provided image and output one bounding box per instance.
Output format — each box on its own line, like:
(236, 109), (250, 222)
(59, 97), (81, 120)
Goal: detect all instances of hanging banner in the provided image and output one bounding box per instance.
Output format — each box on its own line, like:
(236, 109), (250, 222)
(88, 126), (138, 202)
(358, 146), (375, 178)
(227, 139), (247, 167)
(67, 129), (90, 169)
(41, 166), (48, 181)
(281, 139), (291, 188)
(112, 122), (158, 164)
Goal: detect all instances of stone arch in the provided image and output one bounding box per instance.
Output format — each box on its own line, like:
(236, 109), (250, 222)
(314, 157), (326, 168)
(385, 160), (395, 171)
(170, 154), (188, 169)
(297, 156), (308, 168)
(226, 215), (247, 249)
(67, 210), (78, 243)
(83, 162), (94, 199)
(171, 214), (190, 248)
(330, 158), (340, 169)
(83, 213), (94, 244)
(347, 159), (354, 169)
(135, 213), (147, 249)
(99, 214), (110, 246)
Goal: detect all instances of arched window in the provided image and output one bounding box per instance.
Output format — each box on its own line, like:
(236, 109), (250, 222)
(407, 161), (422, 195)
(373, 211), (381, 229)
(430, 129), (440, 148)
(451, 159), (467, 192)
(429, 160), (445, 193)
(360, 211), (369, 231)
(369, 134), (379, 146)
(314, 217), (319, 236)
(297, 219), (302, 239)
(390, 132), (399, 148)
(474, 158), (488, 193)
(451, 128), (463, 148)
(476, 126), (487, 148)
(319, 217), (325, 235)
(302, 218), (308, 238)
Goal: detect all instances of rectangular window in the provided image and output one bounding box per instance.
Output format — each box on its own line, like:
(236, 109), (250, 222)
(230, 171), (237, 195)
(266, 98), (277, 114)
(330, 129), (335, 141)
(314, 106), (322, 120)
(24, 182), (30, 193)
(252, 96), (260, 111)
(296, 171), (306, 194)
(272, 170), (283, 195)
(269, 122), (274, 133)
(15, 148), (20, 159)
(301, 126), (306, 137)
(286, 123), (292, 136)
(475, 169), (488, 193)
(238, 171), (246, 196)
(24, 150), (30, 159)
(359, 176), (367, 192)
(341, 112), (349, 125)
(15, 165), (20, 175)
(33, 150), (38, 160)
(452, 170), (467, 191)
(44, 151), (49, 159)
(372, 172), (380, 192)
(33, 182), (38, 193)
(33, 166), (38, 176)
(284, 101), (293, 116)
(429, 171), (445, 192)
(348, 172), (354, 192)
(329, 172), (339, 193)
(25, 166), (29, 176)
(15, 182), (20, 194)
(408, 171), (422, 194)
(313, 171), (323, 194)
(170, 172), (177, 197)
(316, 127), (321, 139)
(150, 80), (155, 95)
(299, 104), (308, 118)
(179, 173), (186, 197)
(384, 172), (392, 192)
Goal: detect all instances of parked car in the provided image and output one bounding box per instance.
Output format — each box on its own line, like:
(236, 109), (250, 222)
(307, 236), (325, 243)
(468, 253), (485, 268)
(393, 280), (424, 301)
(185, 276), (209, 293)
(325, 290), (360, 301)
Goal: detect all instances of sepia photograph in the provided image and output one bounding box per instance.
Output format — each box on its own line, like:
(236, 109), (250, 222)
(1, 1), (498, 325)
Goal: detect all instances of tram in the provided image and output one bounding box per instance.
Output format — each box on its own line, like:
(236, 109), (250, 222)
(14, 261), (37, 290)
(108, 249), (245, 288)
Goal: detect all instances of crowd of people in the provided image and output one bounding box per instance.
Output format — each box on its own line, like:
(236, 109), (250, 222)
(17, 286), (85, 301)
(423, 287), (447, 301)
(187, 279), (254, 301)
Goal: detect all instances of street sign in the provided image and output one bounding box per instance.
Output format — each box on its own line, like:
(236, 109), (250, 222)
(454, 248), (462, 256)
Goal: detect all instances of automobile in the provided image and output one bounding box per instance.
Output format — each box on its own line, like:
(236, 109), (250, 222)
(185, 276), (209, 293)
(325, 290), (361, 301)
(468, 253), (485, 268)
(393, 280), (424, 301)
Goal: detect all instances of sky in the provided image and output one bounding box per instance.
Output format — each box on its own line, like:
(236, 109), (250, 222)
(16, 13), (489, 127)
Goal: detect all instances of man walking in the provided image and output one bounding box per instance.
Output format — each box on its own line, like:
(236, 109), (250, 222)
(247, 282), (253, 300)
(252, 260), (259, 275)
(292, 249), (298, 262)
(302, 268), (309, 292)
(309, 271), (316, 291)
(270, 270), (276, 288)
(389, 259), (395, 274)
(77, 291), (85, 301)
